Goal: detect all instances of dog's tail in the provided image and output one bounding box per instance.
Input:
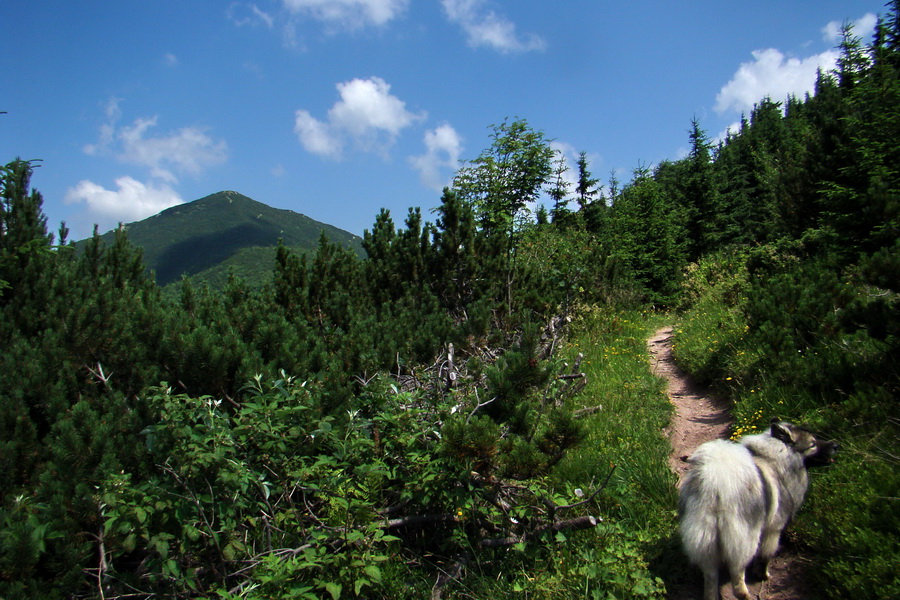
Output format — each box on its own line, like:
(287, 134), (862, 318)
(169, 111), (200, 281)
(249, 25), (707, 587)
(679, 467), (722, 569)
(679, 440), (763, 573)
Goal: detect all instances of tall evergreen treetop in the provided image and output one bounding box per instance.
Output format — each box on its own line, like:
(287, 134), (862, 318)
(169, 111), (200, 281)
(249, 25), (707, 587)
(1, 159), (50, 253)
(575, 151), (600, 210)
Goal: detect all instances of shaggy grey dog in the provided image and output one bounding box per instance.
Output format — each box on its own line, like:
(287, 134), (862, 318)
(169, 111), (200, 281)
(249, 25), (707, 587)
(678, 420), (835, 600)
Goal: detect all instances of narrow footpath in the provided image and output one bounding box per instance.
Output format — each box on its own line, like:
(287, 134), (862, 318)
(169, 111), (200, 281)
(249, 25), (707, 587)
(647, 326), (730, 478)
(647, 326), (819, 600)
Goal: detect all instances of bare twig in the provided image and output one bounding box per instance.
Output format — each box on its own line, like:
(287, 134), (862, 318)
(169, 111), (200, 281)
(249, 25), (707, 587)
(158, 463), (224, 566)
(86, 362), (114, 389)
(354, 372), (377, 387)
(446, 343), (458, 389)
(383, 513), (458, 529)
(466, 397), (496, 423)
(557, 373), (586, 381)
(479, 516), (599, 548)
(556, 464), (616, 513)
(572, 352), (584, 373)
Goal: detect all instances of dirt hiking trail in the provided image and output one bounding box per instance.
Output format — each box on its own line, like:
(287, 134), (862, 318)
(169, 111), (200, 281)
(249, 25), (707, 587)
(647, 326), (820, 600)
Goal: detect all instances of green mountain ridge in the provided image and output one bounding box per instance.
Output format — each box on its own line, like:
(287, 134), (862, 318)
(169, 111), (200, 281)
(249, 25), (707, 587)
(79, 191), (364, 286)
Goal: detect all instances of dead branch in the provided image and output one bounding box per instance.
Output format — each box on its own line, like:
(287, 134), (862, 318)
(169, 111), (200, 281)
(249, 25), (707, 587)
(557, 372), (586, 381)
(447, 343), (459, 389)
(85, 362), (113, 389)
(354, 372), (377, 387)
(431, 553), (469, 600)
(382, 513), (458, 529)
(466, 392), (497, 424)
(573, 405), (603, 418)
(555, 464), (616, 514)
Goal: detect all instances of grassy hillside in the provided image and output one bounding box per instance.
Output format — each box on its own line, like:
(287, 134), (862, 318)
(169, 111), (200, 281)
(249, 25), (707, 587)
(78, 191), (364, 286)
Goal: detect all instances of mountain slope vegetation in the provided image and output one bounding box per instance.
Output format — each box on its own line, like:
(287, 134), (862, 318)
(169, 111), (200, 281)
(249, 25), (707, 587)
(1, 8), (897, 599)
(81, 190), (363, 286)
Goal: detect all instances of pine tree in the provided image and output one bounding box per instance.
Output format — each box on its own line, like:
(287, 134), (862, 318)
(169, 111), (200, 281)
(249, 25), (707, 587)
(546, 151), (571, 224)
(575, 151), (600, 210)
(835, 22), (871, 91)
(608, 166), (687, 303)
(0, 159), (51, 303)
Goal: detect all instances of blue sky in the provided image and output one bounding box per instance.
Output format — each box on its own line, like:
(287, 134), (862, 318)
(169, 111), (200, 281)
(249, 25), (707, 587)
(0, 1), (884, 240)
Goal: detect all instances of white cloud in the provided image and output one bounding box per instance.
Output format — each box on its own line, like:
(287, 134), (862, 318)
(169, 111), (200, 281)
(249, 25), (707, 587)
(329, 77), (424, 137)
(409, 123), (463, 190)
(228, 3), (275, 28)
(74, 101), (228, 235)
(85, 106), (228, 183)
(116, 117), (228, 183)
(716, 13), (879, 117)
(163, 53), (179, 67)
(282, 0), (408, 30)
(294, 76), (425, 159)
(714, 47), (839, 115)
(822, 13), (877, 43)
(84, 97), (122, 156)
(65, 177), (183, 232)
(441, 0), (545, 53)
(294, 109), (344, 158)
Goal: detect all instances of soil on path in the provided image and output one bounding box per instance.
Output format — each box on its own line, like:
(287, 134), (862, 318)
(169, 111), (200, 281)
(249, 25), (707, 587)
(647, 326), (731, 476)
(647, 326), (819, 600)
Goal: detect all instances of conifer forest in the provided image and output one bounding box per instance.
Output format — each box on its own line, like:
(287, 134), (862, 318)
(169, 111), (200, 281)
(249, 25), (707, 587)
(1, 13), (898, 600)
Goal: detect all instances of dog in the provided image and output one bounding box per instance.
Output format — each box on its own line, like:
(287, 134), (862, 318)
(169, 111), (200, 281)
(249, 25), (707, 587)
(678, 420), (837, 600)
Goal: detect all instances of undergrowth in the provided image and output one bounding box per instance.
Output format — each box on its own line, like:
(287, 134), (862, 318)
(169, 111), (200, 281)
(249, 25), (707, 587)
(436, 305), (677, 599)
(673, 249), (900, 598)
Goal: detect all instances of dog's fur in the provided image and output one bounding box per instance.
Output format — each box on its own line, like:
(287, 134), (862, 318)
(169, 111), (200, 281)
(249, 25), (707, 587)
(678, 421), (835, 600)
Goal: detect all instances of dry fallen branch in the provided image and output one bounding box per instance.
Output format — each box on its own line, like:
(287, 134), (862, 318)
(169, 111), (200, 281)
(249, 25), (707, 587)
(557, 372), (586, 381)
(382, 513), (459, 530)
(573, 405), (603, 418)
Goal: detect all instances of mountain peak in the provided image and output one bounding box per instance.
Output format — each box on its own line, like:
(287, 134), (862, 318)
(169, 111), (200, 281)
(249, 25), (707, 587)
(82, 192), (362, 286)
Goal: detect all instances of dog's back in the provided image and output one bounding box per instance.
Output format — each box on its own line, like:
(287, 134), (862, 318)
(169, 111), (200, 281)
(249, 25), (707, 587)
(741, 431), (809, 528)
(679, 440), (767, 600)
(678, 421), (831, 600)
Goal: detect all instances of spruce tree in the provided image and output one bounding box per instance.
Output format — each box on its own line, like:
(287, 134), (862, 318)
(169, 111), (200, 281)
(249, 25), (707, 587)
(546, 151), (571, 223)
(575, 150), (600, 210)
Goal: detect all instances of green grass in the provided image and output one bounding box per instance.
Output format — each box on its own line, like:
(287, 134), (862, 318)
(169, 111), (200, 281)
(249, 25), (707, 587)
(555, 306), (677, 525)
(510, 305), (680, 599)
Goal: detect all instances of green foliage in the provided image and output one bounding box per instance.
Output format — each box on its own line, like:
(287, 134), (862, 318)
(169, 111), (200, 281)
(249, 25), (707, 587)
(676, 243), (899, 598)
(452, 118), (555, 238)
(98, 377), (403, 598)
(605, 168), (688, 304)
(78, 191), (363, 287)
(5, 3), (900, 595)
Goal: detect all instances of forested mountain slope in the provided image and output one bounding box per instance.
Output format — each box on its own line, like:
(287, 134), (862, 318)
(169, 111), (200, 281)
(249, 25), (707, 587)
(79, 190), (363, 286)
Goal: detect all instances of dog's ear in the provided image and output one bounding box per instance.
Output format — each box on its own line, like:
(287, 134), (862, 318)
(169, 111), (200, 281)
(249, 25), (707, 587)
(770, 420), (795, 445)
